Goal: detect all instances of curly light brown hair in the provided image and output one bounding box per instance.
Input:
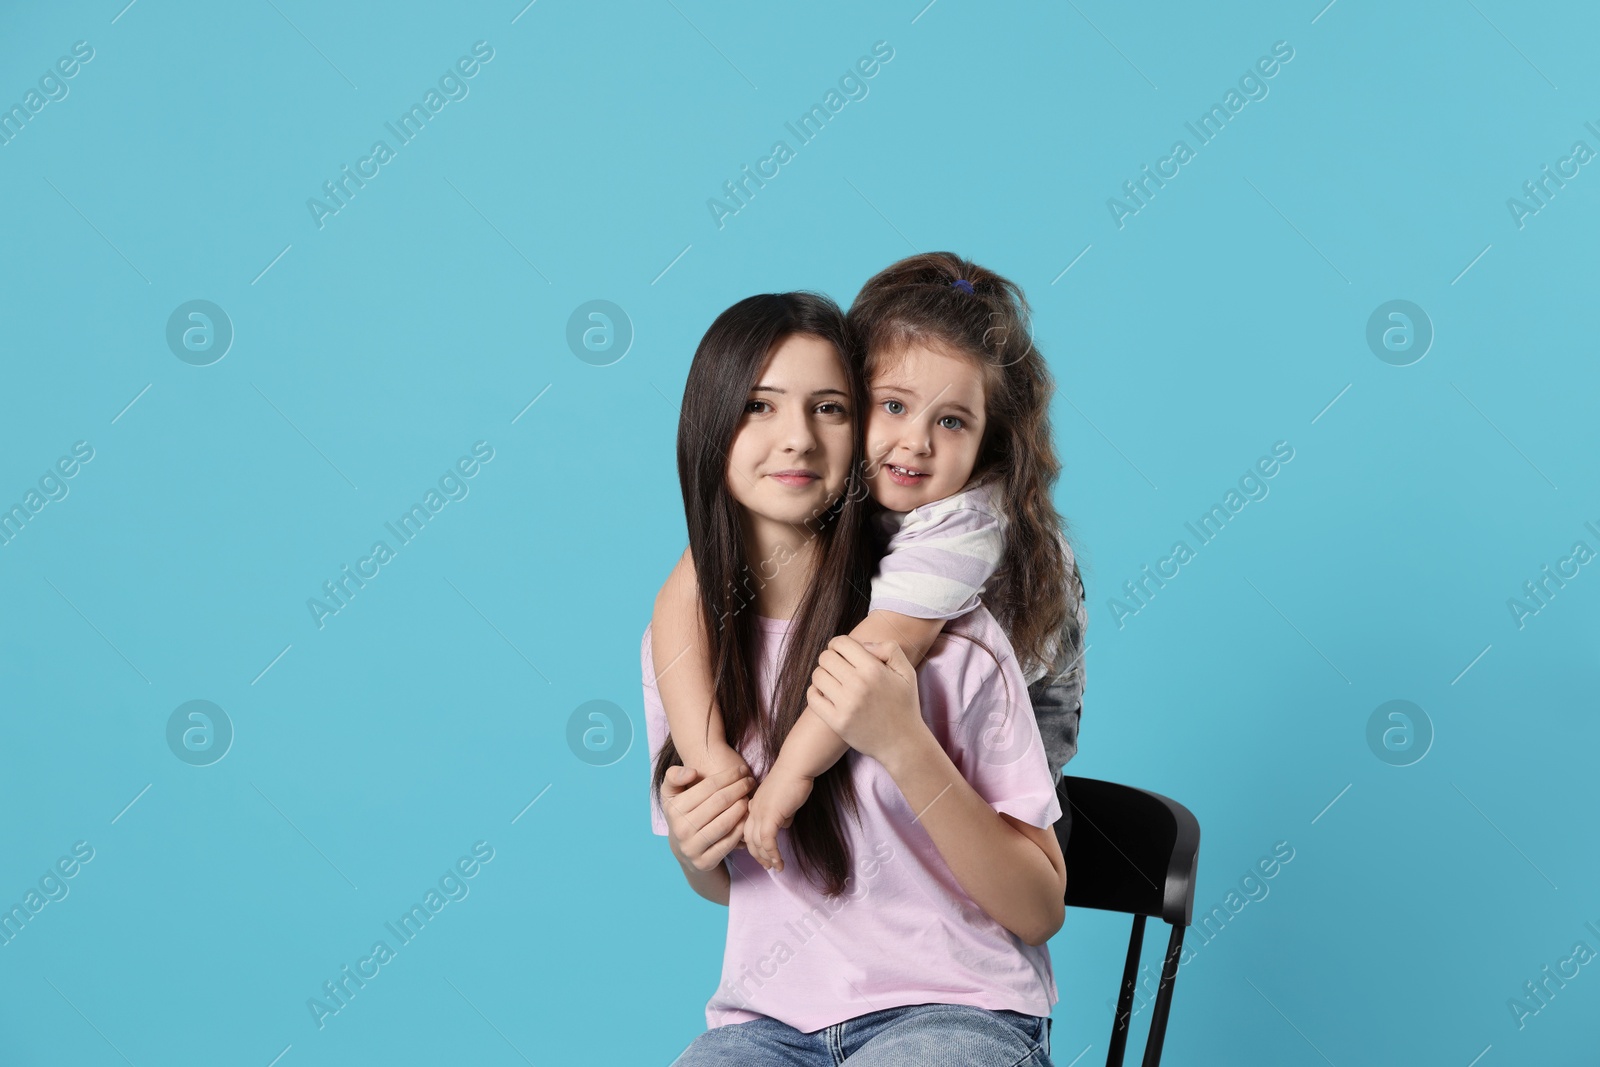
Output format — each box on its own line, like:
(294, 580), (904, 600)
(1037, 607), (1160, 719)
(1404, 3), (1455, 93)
(847, 251), (1076, 681)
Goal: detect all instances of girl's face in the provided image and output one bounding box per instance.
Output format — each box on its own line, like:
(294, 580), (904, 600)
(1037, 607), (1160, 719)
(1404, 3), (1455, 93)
(865, 340), (988, 512)
(725, 333), (855, 531)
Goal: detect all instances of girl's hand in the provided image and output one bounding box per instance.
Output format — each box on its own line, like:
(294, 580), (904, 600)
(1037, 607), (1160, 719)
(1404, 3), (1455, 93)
(660, 764), (753, 871)
(702, 741), (754, 784)
(805, 636), (926, 767)
(743, 769), (815, 873)
(699, 747), (754, 853)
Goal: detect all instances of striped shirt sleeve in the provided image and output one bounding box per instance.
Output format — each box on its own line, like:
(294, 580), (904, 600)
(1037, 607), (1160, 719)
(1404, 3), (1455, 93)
(869, 484), (1007, 620)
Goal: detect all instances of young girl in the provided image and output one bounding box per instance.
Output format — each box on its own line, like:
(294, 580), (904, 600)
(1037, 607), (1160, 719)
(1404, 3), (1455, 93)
(645, 291), (1062, 1062)
(651, 252), (1087, 874)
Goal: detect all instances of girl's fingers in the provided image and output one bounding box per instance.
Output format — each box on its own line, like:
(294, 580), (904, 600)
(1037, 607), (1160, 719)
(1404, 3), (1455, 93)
(692, 796), (748, 858)
(817, 647), (855, 677)
(738, 810), (756, 851)
(810, 661), (838, 690)
(755, 820), (777, 869)
(759, 817), (783, 870)
(812, 656), (846, 687)
(665, 763), (743, 809)
(872, 640), (917, 681)
(676, 775), (749, 856)
(824, 635), (875, 669)
(825, 642), (885, 687)
(810, 669), (844, 705)
(744, 809), (767, 866)
(699, 818), (746, 869)
(715, 774), (754, 807)
(745, 807), (783, 871)
(685, 773), (752, 834)
(659, 768), (698, 816)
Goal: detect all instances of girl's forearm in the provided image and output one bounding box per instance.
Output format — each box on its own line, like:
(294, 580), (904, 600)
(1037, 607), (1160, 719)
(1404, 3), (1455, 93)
(769, 610), (947, 780)
(660, 696), (728, 775)
(769, 705), (850, 779)
(881, 729), (1065, 945)
(654, 650), (723, 773)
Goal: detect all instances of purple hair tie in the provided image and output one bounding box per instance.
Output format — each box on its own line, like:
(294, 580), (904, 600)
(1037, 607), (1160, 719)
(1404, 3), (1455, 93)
(951, 278), (975, 295)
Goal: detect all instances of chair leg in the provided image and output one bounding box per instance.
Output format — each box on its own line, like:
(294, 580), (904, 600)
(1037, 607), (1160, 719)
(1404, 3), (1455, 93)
(1139, 923), (1185, 1067)
(1105, 913), (1145, 1067)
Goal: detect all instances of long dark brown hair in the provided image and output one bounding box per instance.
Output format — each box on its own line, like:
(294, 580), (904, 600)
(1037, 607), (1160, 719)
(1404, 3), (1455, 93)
(847, 252), (1075, 683)
(650, 292), (879, 897)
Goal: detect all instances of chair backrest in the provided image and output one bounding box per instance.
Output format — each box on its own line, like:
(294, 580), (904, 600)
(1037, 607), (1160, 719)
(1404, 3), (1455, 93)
(1053, 776), (1200, 926)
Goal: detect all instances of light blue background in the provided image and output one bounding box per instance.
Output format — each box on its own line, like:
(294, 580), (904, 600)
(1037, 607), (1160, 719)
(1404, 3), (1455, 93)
(2, 1), (1597, 1064)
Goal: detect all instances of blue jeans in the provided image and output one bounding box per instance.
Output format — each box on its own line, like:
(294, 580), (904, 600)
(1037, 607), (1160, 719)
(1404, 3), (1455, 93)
(668, 1003), (1054, 1066)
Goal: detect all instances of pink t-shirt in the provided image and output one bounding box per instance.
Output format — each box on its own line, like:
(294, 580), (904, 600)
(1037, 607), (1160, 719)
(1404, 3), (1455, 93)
(643, 604), (1063, 1034)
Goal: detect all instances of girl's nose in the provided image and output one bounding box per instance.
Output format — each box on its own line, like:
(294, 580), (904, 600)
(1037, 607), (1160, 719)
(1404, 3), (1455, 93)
(783, 411), (818, 452)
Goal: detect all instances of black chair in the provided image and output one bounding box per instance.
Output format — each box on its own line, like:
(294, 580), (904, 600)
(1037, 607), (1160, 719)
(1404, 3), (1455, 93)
(1053, 776), (1201, 1067)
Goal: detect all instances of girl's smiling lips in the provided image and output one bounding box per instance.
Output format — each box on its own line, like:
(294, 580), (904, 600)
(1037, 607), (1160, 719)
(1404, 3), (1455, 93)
(884, 463), (930, 487)
(769, 468), (821, 486)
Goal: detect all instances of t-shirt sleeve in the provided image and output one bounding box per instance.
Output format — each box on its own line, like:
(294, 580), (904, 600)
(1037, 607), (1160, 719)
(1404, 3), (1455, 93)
(642, 627), (670, 836)
(869, 495), (1006, 621)
(943, 633), (1063, 831)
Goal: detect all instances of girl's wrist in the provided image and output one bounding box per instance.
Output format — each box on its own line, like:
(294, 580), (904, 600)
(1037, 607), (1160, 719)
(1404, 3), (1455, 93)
(879, 722), (941, 782)
(703, 742), (746, 772)
(767, 748), (816, 781)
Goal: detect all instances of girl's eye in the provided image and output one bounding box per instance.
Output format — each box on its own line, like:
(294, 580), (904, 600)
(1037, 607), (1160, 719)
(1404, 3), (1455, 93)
(817, 402), (847, 415)
(882, 399), (906, 416)
(745, 399), (771, 414)
(939, 415), (965, 431)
